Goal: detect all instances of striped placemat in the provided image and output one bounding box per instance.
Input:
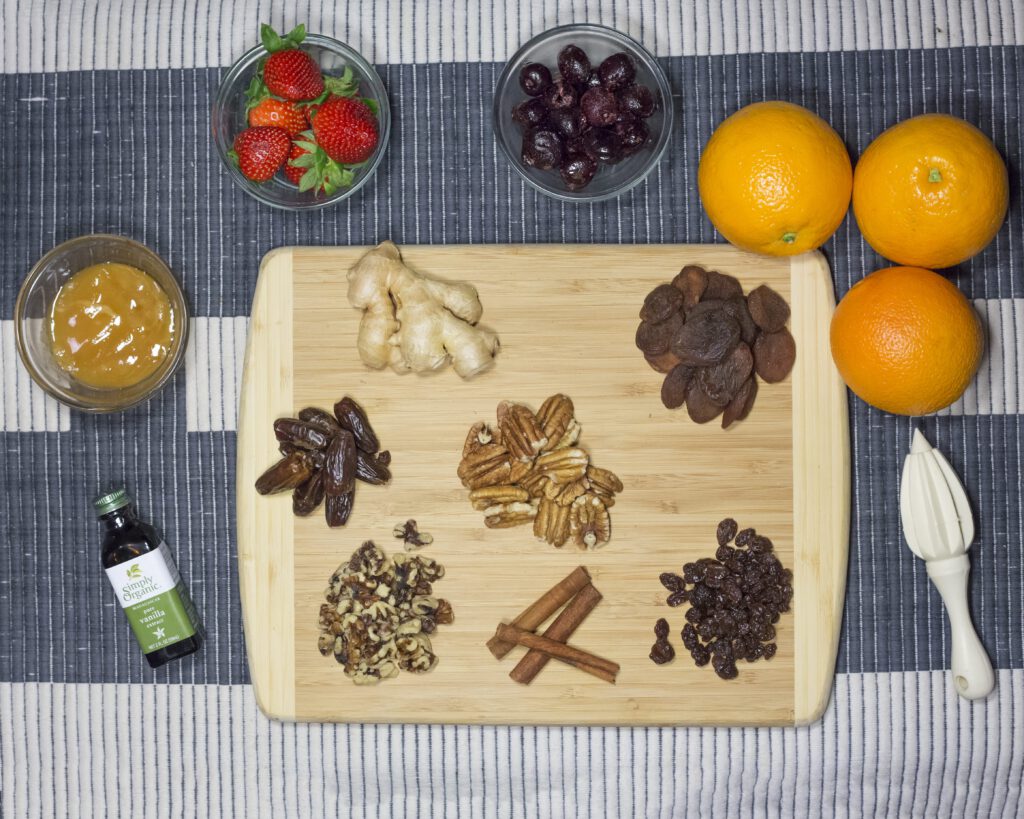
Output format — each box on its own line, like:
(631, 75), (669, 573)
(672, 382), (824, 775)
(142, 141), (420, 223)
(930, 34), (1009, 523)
(1, 2), (1022, 816)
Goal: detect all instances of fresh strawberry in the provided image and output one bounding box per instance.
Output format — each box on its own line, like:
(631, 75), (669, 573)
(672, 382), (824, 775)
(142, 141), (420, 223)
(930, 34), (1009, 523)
(284, 140), (310, 185)
(285, 131), (355, 195)
(248, 97), (308, 136)
(311, 96), (378, 164)
(229, 126), (291, 182)
(260, 24), (323, 101)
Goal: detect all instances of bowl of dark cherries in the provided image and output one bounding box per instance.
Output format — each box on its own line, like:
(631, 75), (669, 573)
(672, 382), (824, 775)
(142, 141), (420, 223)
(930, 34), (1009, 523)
(494, 24), (673, 201)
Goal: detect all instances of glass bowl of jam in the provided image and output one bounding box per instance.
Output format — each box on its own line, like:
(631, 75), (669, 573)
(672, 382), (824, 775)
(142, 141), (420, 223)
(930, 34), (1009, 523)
(15, 235), (189, 412)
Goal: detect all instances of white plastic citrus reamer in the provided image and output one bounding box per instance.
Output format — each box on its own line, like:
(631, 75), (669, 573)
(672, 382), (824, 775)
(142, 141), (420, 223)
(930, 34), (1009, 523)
(899, 428), (994, 700)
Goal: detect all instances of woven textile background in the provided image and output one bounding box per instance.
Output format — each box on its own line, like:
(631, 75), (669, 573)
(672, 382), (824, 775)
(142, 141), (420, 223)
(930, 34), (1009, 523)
(1, 1), (1023, 816)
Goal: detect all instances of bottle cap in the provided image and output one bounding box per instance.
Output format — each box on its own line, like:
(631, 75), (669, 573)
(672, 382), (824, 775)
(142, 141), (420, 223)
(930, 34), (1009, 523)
(93, 488), (132, 517)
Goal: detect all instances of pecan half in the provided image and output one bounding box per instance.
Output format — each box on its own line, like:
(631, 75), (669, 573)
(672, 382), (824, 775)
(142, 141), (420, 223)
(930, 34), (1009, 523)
(462, 421), (494, 458)
(533, 497), (571, 547)
(457, 443), (512, 489)
(553, 418), (582, 449)
(536, 447), (589, 484)
(499, 404), (548, 462)
(468, 484), (530, 510)
(520, 471), (550, 498)
(586, 465), (623, 496)
(571, 494), (611, 550)
(536, 394), (574, 450)
(483, 500), (538, 529)
(553, 478), (588, 507)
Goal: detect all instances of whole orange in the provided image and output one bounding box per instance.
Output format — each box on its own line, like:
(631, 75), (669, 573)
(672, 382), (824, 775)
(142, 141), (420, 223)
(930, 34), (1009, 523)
(852, 113), (1008, 268)
(697, 101), (852, 256)
(830, 266), (984, 415)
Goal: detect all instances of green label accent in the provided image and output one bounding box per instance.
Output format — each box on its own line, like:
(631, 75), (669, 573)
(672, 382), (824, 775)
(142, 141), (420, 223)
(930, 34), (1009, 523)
(123, 585), (197, 653)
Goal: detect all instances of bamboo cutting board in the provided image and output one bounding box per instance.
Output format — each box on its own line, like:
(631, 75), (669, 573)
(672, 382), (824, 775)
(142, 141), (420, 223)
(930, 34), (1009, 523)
(236, 244), (849, 726)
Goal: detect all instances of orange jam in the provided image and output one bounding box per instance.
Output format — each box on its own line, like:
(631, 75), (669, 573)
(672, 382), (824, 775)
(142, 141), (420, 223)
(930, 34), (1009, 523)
(49, 262), (176, 389)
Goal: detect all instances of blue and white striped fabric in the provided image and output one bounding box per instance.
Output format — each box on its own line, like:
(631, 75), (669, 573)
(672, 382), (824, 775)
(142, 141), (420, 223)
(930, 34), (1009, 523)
(1, 1), (1023, 816)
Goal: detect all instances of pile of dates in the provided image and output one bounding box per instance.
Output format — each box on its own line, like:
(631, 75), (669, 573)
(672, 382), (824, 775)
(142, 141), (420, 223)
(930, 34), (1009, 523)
(512, 45), (658, 191)
(636, 265), (796, 427)
(255, 396), (391, 527)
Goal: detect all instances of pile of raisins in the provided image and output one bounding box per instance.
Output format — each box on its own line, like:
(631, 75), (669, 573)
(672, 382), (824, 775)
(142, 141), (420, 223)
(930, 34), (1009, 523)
(635, 266), (796, 427)
(512, 45), (659, 191)
(651, 518), (793, 679)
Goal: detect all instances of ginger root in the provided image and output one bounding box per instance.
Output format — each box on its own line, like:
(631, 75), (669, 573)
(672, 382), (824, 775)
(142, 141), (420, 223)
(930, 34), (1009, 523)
(347, 241), (500, 379)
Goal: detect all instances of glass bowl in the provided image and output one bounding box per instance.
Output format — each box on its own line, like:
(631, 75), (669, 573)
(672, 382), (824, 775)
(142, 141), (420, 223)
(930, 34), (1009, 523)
(493, 23), (674, 203)
(14, 235), (189, 413)
(211, 34), (390, 210)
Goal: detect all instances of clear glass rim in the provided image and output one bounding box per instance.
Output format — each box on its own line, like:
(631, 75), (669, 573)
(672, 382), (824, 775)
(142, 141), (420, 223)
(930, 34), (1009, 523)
(14, 234), (191, 413)
(492, 23), (675, 204)
(211, 33), (391, 211)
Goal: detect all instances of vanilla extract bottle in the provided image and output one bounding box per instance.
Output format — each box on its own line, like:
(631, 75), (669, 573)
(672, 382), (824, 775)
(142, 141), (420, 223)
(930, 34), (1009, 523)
(96, 489), (203, 668)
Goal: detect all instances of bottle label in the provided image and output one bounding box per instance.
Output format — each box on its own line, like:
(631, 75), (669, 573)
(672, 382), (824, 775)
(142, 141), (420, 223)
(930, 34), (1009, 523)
(104, 542), (198, 654)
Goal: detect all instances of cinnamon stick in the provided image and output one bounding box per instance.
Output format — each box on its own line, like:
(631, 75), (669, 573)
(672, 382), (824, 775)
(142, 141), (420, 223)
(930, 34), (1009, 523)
(486, 566), (591, 659)
(496, 623), (619, 683)
(510, 584), (604, 684)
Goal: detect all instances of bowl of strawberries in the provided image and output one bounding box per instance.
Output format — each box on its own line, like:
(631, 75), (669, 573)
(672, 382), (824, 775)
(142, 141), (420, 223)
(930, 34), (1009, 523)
(212, 24), (390, 209)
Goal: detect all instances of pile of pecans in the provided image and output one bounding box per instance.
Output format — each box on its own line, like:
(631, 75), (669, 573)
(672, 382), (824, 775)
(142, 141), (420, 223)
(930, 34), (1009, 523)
(651, 518), (793, 680)
(635, 266), (796, 427)
(318, 540), (453, 685)
(456, 395), (623, 549)
(255, 396), (391, 527)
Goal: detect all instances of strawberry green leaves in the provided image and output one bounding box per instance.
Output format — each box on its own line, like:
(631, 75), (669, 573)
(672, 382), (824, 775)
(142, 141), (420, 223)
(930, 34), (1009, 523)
(323, 67), (359, 98)
(260, 23), (306, 54)
(287, 131), (357, 195)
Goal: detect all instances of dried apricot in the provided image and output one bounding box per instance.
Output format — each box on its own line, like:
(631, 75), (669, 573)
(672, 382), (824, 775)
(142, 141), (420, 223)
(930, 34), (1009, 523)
(723, 296), (758, 345)
(661, 363), (695, 409)
(671, 265), (708, 309)
(703, 270), (743, 300)
(670, 310), (740, 366)
(698, 343), (753, 406)
(721, 378), (758, 428)
(635, 311), (684, 355)
(747, 285), (791, 333)
(753, 328), (796, 383)
(644, 349), (683, 373)
(685, 380), (724, 423)
(640, 284), (684, 324)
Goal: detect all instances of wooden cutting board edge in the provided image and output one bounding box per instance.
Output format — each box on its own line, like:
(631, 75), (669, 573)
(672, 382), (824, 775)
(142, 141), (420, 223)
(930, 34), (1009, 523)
(236, 245), (851, 726)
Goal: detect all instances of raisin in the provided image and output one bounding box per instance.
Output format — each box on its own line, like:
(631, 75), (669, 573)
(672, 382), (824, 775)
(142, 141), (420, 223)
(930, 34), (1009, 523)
(681, 624), (699, 649)
(747, 284), (791, 333)
(763, 643), (777, 660)
(753, 328), (797, 383)
(670, 309), (741, 367)
(661, 363), (695, 409)
(698, 343), (754, 406)
(692, 646), (711, 666)
(636, 312), (684, 355)
(685, 380), (725, 424)
(659, 572), (685, 592)
(654, 617), (670, 640)
(640, 284), (684, 323)
(750, 535), (773, 554)
(667, 590), (688, 607)
(703, 563), (728, 588)
(644, 349), (684, 374)
(717, 518), (738, 546)
(650, 640), (675, 665)
(712, 656), (738, 680)
(702, 270), (744, 301)
(735, 528), (756, 547)
(721, 377), (758, 429)
(671, 265), (708, 309)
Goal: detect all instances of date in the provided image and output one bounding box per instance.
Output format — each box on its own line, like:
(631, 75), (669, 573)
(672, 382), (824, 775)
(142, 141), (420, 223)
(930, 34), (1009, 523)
(325, 490), (354, 527)
(292, 471), (326, 516)
(355, 448), (392, 485)
(273, 418), (330, 451)
(334, 397), (379, 454)
(324, 429), (357, 496)
(255, 451), (313, 495)
(298, 406), (342, 436)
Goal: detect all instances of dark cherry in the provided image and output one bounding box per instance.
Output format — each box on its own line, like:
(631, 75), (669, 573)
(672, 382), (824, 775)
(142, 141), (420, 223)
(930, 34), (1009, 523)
(512, 98), (549, 129)
(580, 86), (619, 127)
(564, 136), (588, 158)
(620, 83), (656, 118)
(557, 44), (592, 87)
(548, 106), (588, 140)
(518, 62), (552, 96)
(521, 127), (564, 170)
(598, 52), (636, 91)
(559, 154), (597, 190)
(585, 70), (603, 88)
(543, 78), (578, 110)
(614, 118), (650, 156)
(582, 128), (622, 163)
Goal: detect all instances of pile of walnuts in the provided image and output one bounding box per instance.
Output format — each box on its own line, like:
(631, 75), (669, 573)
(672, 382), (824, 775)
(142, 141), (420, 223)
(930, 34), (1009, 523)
(456, 395), (623, 549)
(318, 541), (453, 685)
